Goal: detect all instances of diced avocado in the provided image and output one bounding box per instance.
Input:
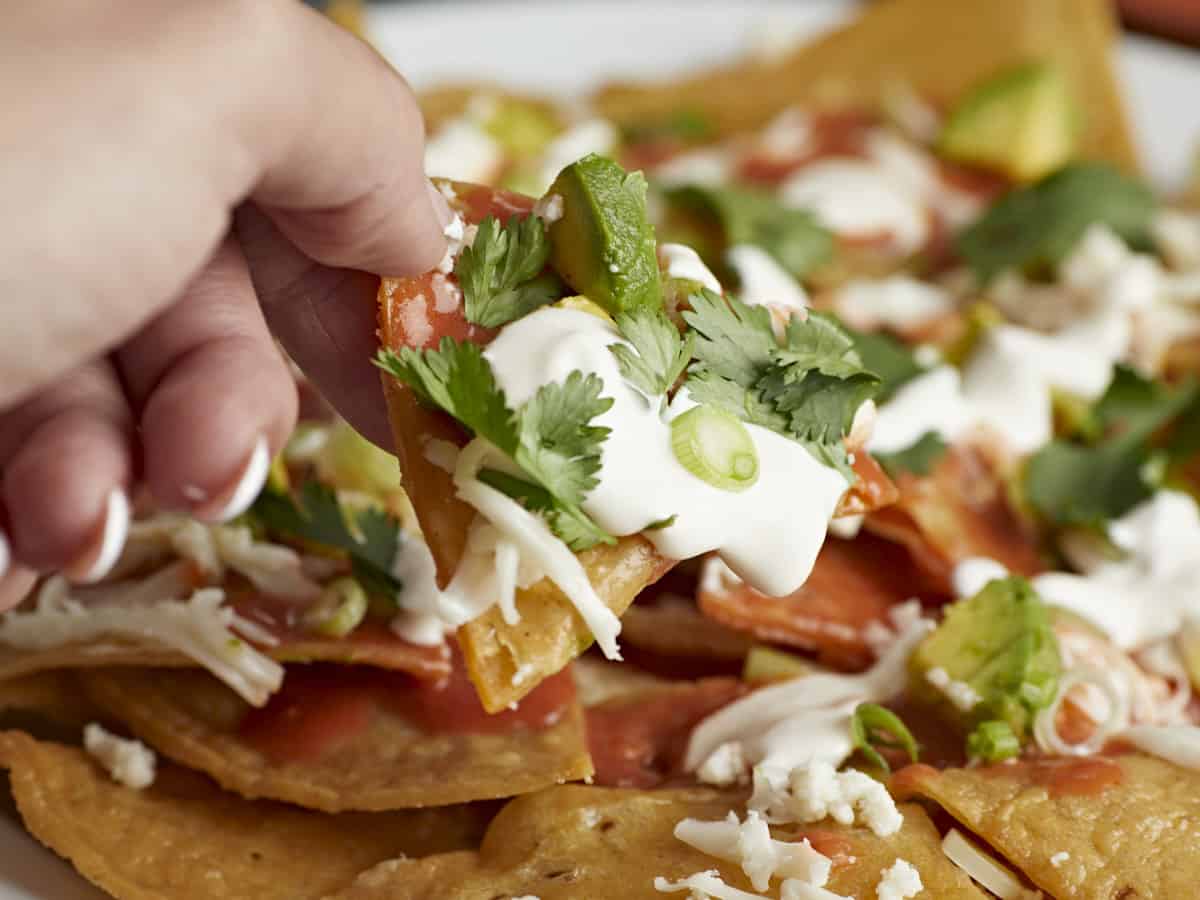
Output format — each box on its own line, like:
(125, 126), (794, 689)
(742, 645), (814, 683)
(483, 98), (560, 160)
(939, 62), (1078, 183)
(553, 295), (615, 322)
(546, 154), (663, 317)
(909, 576), (1060, 738)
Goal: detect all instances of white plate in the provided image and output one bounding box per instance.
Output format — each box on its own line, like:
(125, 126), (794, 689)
(0, 3), (1196, 897)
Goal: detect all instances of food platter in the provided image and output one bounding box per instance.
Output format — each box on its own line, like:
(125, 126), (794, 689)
(0, 1), (1198, 897)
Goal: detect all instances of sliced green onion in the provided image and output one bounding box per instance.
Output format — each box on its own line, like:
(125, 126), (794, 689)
(670, 405), (759, 492)
(967, 720), (1021, 763)
(851, 703), (919, 773)
(304, 577), (368, 638)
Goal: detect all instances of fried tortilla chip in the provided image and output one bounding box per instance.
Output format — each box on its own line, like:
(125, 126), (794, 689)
(0, 619), (451, 687)
(865, 444), (1044, 592)
(79, 663), (592, 813)
(329, 785), (987, 899)
(594, 0), (1136, 172)
(897, 753), (1200, 899)
(0, 730), (487, 900)
(699, 532), (947, 670)
(0, 672), (103, 732)
(380, 182), (893, 712)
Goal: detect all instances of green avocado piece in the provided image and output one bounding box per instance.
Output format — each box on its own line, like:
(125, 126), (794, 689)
(939, 62), (1078, 183)
(909, 576), (1060, 738)
(546, 154), (663, 317)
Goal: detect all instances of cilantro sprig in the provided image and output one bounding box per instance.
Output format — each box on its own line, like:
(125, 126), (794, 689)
(456, 214), (564, 328)
(1024, 366), (1199, 527)
(251, 481), (402, 600)
(608, 308), (694, 400)
(375, 340), (616, 550)
(958, 163), (1156, 283)
(683, 290), (879, 479)
(664, 185), (833, 280)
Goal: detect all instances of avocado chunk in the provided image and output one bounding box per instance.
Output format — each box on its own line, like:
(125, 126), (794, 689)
(546, 154), (663, 317)
(939, 62), (1078, 183)
(909, 576), (1060, 739)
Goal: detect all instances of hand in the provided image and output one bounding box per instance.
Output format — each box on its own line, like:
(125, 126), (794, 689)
(0, 0), (448, 597)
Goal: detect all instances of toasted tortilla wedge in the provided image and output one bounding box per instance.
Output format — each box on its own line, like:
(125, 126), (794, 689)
(329, 785), (987, 899)
(898, 753), (1200, 899)
(79, 664), (592, 813)
(0, 672), (103, 732)
(0, 623), (450, 688)
(0, 730), (487, 900)
(380, 183), (895, 712)
(594, 0), (1136, 172)
(699, 531), (947, 670)
(865, 444), (1045, 593)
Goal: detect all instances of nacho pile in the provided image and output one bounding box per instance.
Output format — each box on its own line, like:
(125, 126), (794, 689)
(3, 0), (1200, 897)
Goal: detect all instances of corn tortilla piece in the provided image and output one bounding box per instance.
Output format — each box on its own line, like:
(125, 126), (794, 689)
(0, 624), (451, 686)
(0, 730), (488, 900)
(79, 666), (592, 813)
(0, 672), (104, 732)
(377, 182), (671, 714)
(594, 0), (1136, 173)
(899, 753), (1200, 899)
(328, 785), (987, 899)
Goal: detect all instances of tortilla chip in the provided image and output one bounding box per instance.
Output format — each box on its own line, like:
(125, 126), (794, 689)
(79, 665), (592, 813)
(0, 621), (451, 689)
(865, 444), (1044, 593)
(0, 672), (103, 732)
(329, 785), (986, 899)
(699, 532), (946, 670)
(0, 730), (487, 900)
(899, 753), (1200, 899)
(594, 0), (1136, 172)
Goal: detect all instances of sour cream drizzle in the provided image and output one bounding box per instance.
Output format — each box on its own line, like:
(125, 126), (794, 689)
(482, 307), (851, 599)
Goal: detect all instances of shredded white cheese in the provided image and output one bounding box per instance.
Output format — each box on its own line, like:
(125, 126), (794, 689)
(83, 723), (157, 790)
(0, 578), (283, 706)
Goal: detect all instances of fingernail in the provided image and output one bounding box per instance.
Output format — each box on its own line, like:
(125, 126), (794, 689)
(69, 488), (131, 585)
(426, 179), (455, 230)
(201, 435), (270, 523)
(0, 530), (9, 580)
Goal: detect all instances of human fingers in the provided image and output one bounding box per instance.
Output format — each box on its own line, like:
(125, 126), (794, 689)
(0, 0), (443, 409)
(235, 204), (394, 449)
(116, 237), (297, 522)
(0, 362), (133, 580)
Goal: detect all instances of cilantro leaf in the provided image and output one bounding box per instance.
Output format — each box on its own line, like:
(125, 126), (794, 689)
(456, 214), (563, 327)
(875, 431), (948, 478)
(609, 308), (695, 398)
(476, 469), (613, 551)
(517, 370), (614, 512)
(375, 341), (616, 550)
(1024, 366), (1197, 527)
(683, 289), (787, 432)
(1091, 365), (1198, 440)
(375, 339), (519, 457)
(665, 185), (833, 279)
(958, 163), (1156, 283)
(251, 481), (402, 600)
(845, 328), (926, 403)
(683, 290), (879, 478)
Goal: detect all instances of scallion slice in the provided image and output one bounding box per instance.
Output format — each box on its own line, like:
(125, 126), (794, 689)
(304, 577), (368, 638)
(967, 720), (1021, 763)
(670, 405), (759, 492)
